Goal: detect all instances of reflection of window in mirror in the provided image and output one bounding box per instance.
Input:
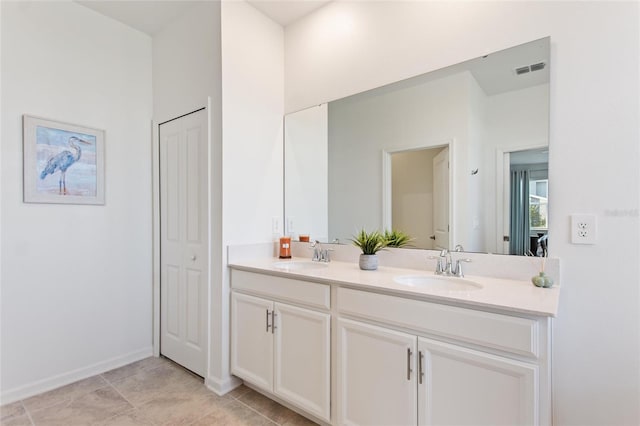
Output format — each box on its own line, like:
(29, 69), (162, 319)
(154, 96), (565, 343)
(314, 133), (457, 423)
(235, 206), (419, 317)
(529, 178), (548, 231)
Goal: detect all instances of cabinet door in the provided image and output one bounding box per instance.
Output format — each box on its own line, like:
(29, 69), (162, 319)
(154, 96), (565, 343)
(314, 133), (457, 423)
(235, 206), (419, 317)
(338, 318), (417, 426)
(418, 337), (537, 426)
(230, 292), (273, 391)
(274, 303), (331, 422)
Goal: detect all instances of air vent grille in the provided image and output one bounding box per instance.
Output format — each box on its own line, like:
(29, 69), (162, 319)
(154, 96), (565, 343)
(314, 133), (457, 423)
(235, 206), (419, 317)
(514, 61), (546, 76)
(530, 62), (546, 72)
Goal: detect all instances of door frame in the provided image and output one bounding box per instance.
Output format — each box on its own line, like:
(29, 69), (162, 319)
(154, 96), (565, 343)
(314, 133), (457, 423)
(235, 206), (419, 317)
(382, 138), (455, 249)
(152, 102), (211, 360)
(495, 141), (548, 255)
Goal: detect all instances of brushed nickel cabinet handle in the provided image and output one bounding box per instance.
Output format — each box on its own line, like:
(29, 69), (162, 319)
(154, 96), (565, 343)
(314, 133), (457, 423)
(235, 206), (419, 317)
(419, 351), (425, 384)
(407, 348), (413, 380)
(266, 309), (270, 332)
(271, 311), (277, 334)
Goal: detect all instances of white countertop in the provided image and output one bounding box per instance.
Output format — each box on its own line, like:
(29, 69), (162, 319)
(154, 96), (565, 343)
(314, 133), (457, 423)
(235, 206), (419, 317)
(228, 257), (560, 317)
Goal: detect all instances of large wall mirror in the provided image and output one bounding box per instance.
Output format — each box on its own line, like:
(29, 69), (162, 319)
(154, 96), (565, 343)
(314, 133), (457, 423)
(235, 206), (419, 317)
(284, 37), (549, 256)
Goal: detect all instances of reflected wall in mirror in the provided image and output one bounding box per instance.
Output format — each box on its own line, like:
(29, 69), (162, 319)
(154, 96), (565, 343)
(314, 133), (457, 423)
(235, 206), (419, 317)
(284, 37), (550, 255)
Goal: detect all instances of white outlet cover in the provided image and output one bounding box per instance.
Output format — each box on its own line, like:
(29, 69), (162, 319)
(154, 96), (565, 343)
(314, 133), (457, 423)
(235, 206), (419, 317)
(571, 214), (597, 244)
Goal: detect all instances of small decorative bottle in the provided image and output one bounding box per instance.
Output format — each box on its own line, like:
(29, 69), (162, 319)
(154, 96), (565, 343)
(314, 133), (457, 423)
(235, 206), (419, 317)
(531, 257), (553, 288)
(532, 271), (554, 288)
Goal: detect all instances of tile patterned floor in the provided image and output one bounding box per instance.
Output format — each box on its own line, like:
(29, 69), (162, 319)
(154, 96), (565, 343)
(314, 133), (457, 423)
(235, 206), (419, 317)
(0, 357), (318, 426)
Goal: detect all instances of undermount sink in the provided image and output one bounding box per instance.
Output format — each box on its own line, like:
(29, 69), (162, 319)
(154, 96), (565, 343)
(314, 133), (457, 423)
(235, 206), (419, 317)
(393, 275), (483, 292)
(272, 261), (329, 272)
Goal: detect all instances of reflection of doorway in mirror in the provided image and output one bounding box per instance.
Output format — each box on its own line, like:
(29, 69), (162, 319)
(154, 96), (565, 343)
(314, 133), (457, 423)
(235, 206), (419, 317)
(389, 146), (448, 250)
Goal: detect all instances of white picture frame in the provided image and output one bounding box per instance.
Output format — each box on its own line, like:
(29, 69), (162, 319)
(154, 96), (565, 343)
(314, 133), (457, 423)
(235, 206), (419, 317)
(23, 115), (105, 205)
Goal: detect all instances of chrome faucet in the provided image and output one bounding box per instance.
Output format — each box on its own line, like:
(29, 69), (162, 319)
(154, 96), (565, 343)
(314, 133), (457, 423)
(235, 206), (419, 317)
(311, 240), (332, 263)
(432, 247), (471, 277)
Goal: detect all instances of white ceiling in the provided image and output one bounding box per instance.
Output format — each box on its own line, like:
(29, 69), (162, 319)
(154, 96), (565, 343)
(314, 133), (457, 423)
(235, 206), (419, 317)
(76, 1), (199, 36)
(247, 1), (331, 26)
(77, 1), (332, 36)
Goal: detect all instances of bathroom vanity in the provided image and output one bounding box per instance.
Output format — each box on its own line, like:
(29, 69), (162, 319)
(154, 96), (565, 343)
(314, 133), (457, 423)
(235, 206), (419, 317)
(228, 247), (559, 426)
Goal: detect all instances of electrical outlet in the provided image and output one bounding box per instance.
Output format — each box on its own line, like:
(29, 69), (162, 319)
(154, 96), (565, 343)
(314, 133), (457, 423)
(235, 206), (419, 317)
(287, 217), (295, 233)
(571, 214), (597, 244)
(272, 217), (280, 234)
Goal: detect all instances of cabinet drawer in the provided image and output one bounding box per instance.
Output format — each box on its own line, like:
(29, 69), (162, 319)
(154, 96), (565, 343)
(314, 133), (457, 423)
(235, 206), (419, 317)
(337, 287), (538, 358)
(232, 270), (330, 311)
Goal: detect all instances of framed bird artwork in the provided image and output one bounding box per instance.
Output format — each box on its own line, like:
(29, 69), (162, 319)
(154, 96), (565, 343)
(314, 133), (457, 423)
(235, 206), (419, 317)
(23, 115), (105, 205)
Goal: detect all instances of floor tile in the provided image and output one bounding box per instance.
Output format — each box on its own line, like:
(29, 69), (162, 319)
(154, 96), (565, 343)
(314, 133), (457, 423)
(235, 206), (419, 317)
(30, 386), (131, 426)
(136, 387), (231, 426)
(22, 375), (108, 413)
(279, 412), (319, 426)
(110, 364), (203, 407)
(94, 409), (155, 426)
(102, 357), (168, 383)
(191, 400), (275, 426)
(237, 389), (317, 425)
(0, 414), (33, 426)
(0, 402), (25, 421)
(226, 384), (252, 400)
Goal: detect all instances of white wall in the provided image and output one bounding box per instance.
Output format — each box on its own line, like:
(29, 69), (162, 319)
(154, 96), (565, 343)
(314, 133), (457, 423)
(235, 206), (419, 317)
(152, 2), (220, 124)
(222, 1), (284, 246)
(151, 1), (225, 392)
(285, 2), (639, 424)
(218, 0), (284, 391)
(1, 1), (153, 402)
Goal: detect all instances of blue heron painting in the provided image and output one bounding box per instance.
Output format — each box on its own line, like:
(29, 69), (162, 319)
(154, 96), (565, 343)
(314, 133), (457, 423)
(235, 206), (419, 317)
(36, 126), (97, 196)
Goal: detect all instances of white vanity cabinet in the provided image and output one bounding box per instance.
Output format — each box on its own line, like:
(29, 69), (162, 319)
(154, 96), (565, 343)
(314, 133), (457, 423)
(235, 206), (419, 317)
(228, 264), (554, 426)
(337, 287), (548, 426)
(230, 270), (331, 423)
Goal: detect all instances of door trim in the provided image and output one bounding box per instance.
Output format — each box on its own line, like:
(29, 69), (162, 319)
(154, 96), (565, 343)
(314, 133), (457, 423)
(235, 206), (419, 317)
(152, 103), (210, 361)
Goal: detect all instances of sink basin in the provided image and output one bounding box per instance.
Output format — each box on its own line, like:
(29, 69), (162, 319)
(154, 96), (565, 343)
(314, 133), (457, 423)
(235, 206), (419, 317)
(272, 261), (329, 272)
(393, 275), (482, 292)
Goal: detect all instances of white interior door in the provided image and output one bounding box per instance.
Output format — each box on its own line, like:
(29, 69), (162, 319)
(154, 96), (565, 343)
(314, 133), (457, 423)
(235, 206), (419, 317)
(160, 109), (208, 376)
(433, 147), (449, 250)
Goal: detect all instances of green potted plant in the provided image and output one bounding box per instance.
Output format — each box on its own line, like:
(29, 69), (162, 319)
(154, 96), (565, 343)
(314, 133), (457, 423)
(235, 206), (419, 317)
(351, 228), (387, 270)
(384, 229), (414, 248)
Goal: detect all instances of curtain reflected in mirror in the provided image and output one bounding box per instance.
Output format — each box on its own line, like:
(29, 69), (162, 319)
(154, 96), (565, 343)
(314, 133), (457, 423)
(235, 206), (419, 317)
(509, 148), (548, 255)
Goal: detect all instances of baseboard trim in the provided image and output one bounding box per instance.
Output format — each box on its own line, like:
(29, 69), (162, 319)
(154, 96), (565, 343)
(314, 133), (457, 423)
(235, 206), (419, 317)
(1, 347), (153, 405)
(205, 374), (242, 396)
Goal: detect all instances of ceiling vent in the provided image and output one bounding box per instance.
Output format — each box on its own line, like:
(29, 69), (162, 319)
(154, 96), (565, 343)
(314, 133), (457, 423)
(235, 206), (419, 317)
(514, 61), (546, 76)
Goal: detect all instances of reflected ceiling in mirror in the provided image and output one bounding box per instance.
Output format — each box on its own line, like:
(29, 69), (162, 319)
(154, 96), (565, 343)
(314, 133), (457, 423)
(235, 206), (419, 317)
(284, 37), (550, 255)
